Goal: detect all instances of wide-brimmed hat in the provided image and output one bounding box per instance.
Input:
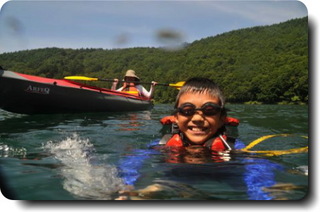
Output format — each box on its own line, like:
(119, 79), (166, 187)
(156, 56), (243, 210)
(124, 69), (140, 80)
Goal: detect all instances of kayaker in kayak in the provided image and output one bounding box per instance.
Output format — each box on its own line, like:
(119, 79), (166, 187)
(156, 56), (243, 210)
(111, 69), (157, 98)
(159, 77), (242, 152)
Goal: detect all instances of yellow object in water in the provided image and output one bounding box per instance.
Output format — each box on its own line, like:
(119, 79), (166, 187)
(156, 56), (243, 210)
(241, 134), (308, 156)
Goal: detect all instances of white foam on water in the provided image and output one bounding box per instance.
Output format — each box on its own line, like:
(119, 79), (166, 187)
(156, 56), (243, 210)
(296, 165), (308, 176)
(44, 134), (126, 200)
(0, 143), (27, 158)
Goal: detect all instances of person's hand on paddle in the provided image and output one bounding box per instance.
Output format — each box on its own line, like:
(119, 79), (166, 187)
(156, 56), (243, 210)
(151, 81), (158, 87)
(111, 78), (119, 90)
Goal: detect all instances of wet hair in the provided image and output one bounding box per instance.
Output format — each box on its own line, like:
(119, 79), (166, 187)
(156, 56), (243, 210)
(174, 77), (226, 114)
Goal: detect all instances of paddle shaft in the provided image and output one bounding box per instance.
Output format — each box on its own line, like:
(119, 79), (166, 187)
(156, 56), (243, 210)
(64, 76), (184, 88)
(99, 79), (167, 86)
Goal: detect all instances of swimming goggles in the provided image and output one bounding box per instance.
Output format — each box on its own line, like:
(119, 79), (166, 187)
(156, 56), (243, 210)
(176, 102), (223, 117)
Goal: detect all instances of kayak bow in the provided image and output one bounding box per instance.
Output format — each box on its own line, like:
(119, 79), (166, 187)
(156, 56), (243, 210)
(0, 69), (153, 114)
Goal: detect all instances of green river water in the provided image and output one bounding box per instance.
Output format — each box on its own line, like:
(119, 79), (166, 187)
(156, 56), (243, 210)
(0, 104), (308, 200)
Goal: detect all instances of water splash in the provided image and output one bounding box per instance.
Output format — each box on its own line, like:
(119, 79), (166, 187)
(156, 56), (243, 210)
(0, 143), (27, 158)
(43, 134), (126, 200)
(295, 165), (308, 176)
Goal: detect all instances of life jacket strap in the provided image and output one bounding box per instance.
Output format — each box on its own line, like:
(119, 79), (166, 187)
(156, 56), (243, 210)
(219, 134), (232, 151)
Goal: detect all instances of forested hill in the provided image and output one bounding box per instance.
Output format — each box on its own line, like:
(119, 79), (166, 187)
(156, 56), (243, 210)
(0, 17), (308, 104)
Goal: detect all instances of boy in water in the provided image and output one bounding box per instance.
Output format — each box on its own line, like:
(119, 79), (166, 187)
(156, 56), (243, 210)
(116, 77), (242, 199)
(117, 78), (285, 200)
(160, 77), (240, 152)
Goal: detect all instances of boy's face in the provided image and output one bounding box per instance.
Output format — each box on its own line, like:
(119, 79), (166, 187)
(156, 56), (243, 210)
(174, 92), (225, 145)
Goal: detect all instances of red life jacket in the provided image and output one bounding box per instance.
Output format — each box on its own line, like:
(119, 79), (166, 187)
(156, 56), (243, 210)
(159, 115), (239, 152)
(165, 134), (231, 152)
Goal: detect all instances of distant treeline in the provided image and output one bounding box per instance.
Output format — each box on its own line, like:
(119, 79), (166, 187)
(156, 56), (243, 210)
(0, 17), (308, 104)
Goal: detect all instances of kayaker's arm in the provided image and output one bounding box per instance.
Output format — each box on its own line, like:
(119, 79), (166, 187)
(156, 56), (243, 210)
(138, 81), (157, 99)
(111, 79), (119, 90)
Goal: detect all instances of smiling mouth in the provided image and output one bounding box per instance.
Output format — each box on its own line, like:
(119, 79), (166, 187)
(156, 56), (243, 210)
(188, 126), (208, 132)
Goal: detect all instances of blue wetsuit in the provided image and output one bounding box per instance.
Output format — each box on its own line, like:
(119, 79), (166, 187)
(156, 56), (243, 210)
(117, 138), (283, 200)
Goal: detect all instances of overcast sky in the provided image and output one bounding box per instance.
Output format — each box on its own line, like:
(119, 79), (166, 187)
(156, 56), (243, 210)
(0, 0), (310, 53)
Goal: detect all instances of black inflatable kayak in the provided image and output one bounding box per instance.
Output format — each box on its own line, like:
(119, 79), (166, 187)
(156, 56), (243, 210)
(0, 69), (153, 114)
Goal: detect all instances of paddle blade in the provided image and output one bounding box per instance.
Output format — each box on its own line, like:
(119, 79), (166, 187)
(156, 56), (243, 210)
(168, 81), (185, 89)
(64, 76), (98, 81)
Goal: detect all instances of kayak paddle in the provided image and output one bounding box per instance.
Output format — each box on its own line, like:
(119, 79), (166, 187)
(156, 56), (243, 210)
(64, 76), (108, 81)
(64, 76), (185, 89)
